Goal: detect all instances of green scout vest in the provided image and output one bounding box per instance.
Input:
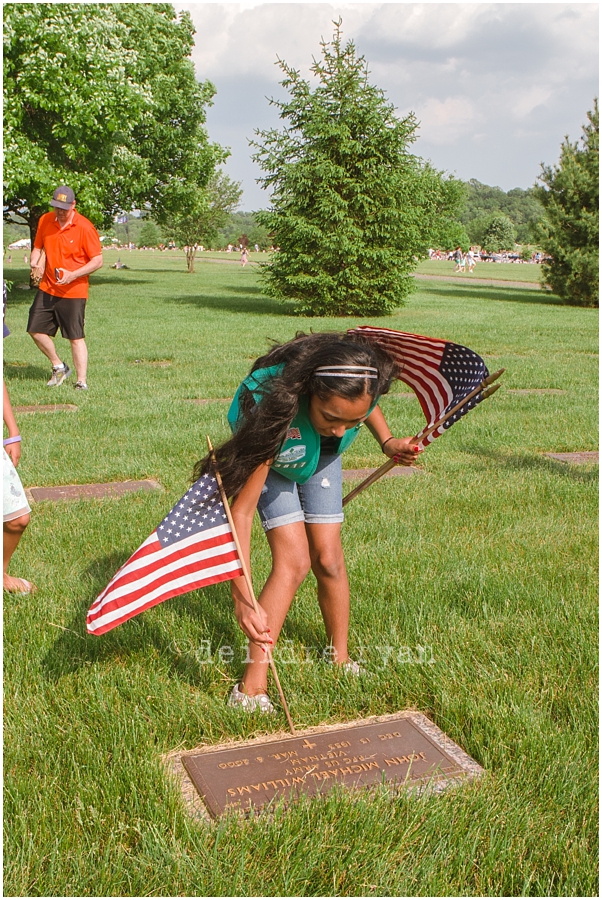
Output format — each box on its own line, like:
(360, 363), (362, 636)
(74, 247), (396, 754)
(227, 364), (376, 484)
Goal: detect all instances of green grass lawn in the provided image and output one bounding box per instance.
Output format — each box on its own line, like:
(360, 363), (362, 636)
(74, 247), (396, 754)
(3, 251), (598, 896)
(414, 258), (542, 283)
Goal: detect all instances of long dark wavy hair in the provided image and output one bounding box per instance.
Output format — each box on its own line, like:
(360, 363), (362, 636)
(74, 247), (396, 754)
(194, 331), (396, 499)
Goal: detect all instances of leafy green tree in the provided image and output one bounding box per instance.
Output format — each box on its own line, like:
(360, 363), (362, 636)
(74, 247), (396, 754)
(465, 215), (493, 247)
(138, 222), (161, 248)
(3, 3), (223, 245)
(3, 222), (29, 252)
(460, 180), (544, 244)
(533, 101), (599, 307)
(480, 215), (516, 252)
(218, 213), (271, 250)
(252, 22), (463, 316)
(164, 173), (242, 271)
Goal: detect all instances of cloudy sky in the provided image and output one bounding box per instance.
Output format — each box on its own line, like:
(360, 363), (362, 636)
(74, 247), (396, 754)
(174, 1), (599, 210)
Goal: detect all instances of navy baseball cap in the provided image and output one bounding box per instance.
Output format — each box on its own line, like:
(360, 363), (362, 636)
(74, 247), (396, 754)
(50, 186), (75, 209)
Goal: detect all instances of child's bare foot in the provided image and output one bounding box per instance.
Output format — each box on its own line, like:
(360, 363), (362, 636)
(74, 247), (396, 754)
(3, 575), (37, 594)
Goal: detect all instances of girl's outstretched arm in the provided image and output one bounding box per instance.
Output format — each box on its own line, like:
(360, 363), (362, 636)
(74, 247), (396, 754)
(3, 380), (21, 467)
(364, 405), (421, 466)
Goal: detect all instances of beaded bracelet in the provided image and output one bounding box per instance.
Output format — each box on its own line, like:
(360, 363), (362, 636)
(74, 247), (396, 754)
(3, 436), (21, 446)
(381, 436), (395, 453)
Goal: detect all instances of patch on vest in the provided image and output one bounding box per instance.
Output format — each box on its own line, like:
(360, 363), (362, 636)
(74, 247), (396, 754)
(286, 427), (302, 441)
(276, 445), (306, 464)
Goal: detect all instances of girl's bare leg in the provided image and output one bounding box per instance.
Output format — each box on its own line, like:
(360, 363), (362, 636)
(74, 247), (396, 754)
(3, 514), (35, 592)
(305, 523), (350, 664)
(241, 521), (311, 695)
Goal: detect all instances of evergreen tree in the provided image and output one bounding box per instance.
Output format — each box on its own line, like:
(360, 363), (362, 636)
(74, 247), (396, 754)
(533, 101), (599, 307)
(252, 22), (461, 316)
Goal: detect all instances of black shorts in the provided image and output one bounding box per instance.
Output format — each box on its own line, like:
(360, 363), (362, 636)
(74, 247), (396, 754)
(27, 290), (86, 340)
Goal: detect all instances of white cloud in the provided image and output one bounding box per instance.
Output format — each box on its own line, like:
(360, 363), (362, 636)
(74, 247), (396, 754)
(173, 3), (599, 206)
(511, 86), (555, 121)
(178, 3), (378, 80)
(417, 95), (479, 145)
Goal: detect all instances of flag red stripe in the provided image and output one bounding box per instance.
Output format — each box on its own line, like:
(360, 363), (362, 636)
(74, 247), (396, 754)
(87, 565), (241, 635)
(87, 547), (241, 623)
(87, 535), (239, 620)
(89, 534), (159, 609)
(349, 326), (453, 424)
(93, 529), (238, 598)
(352, 325), (448, 350)
(87, 513), (243, 635)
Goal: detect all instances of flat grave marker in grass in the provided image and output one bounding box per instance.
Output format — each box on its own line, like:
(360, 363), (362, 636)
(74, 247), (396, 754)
(132, 358), (172, 367)
(26, 479), (161, 503)
(14, 404), (78, 414)
(544, 451), (598, 465)
(183, 397), (231, 405)
(343, 465), (423, 481)
(172, 711), (483, 819)
(508, 389), (566, 395)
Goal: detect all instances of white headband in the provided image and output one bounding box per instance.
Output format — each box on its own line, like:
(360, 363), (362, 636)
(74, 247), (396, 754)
(314, 365), (378, 379)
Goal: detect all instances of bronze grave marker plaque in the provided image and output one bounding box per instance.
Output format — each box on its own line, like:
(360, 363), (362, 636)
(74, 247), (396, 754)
(14, 403), (78, 413)
(178, 712), (482, 818)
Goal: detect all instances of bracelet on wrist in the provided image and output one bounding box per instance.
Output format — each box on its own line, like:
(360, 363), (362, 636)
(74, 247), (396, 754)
(381, 436), (394, 453)
(3, 436), (21, 446)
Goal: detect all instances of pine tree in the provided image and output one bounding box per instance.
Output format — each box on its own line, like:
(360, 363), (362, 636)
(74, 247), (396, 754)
(252, 22), (459, 316)
(533, 101), (599, 307)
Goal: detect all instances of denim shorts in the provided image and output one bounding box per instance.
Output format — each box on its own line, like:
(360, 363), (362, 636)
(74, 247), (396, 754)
(257, 454), (344, 532)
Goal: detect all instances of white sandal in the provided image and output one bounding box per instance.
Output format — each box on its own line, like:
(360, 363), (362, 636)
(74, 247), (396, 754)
(228, 682), (275, 713)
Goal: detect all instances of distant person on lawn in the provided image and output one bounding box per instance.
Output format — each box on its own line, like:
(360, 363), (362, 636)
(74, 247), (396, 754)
(453, 246), (464, 272)
(27, 186), (103, 390)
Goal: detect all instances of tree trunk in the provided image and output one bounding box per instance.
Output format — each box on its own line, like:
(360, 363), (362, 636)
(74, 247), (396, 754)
(28, 206), (45, 288)
(186, 247), (196, 273)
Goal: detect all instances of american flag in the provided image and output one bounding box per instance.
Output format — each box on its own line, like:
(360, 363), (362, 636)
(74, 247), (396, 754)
(87, 473), (242, 635)
(348, 326), (489, 448)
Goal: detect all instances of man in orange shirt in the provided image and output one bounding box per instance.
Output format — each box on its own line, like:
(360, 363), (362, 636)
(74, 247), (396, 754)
(27, 186), (103, 389)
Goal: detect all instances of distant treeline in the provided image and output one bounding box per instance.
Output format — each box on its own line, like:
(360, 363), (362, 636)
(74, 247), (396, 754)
(107, 211), (272, 251)
(458, 179), (544, 245)
(3, 181), (545, 253)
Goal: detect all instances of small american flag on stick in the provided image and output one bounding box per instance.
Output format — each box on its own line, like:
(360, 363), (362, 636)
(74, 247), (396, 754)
(349, 326), (491, 448)
(87, 472), (242, 635)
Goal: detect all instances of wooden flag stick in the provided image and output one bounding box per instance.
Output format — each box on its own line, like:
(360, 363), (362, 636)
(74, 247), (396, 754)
(207, 437), (296, 735)
(343, 368), (505, 508)
(342, 456), (400, 507)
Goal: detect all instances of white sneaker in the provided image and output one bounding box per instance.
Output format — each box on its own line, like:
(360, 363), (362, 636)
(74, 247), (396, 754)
(228, 682), (275, 713)
(46, 362), (72, 386)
